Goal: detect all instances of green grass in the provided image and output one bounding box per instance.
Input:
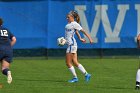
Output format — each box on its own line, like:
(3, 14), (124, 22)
(0, 58), (140, 93)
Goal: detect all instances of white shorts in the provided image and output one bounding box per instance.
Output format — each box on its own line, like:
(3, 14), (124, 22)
(66, 45), (77, 53)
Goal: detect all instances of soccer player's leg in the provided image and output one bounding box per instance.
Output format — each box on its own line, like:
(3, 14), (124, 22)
(1, 59), (12, 84)
(66, 46), (78, 83)
(72, 53), (91, 82)
(136, 69), (140, 90)
(66, 53), (78, 83)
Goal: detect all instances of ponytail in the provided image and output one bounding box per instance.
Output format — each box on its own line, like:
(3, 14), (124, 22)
(75, 14), (80, 23)
(69, 11), (80, 23)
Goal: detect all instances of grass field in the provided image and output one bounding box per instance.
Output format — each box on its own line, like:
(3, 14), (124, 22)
(0, 58), (139, 93)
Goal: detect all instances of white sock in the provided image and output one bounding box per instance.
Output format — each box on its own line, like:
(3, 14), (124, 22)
(68, 66), (77, 78)
(77, 64), (88, 76)
(136, 69), (140, 83)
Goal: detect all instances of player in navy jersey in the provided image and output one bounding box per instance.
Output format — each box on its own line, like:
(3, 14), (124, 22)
(0, 18), (16, 84)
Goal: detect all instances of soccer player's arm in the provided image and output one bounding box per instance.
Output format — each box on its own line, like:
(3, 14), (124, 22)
(11, 36), (16, 46)
(74, 22), (93, 43)
(75, 30), (81, 39)
(137, 34), (140, 48)
(80, 29), (93, 44)
(9, 31), (16, 46)
(75, 30), (86, 43)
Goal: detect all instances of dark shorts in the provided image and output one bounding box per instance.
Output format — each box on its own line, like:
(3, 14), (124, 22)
(0, 49), (13, 63)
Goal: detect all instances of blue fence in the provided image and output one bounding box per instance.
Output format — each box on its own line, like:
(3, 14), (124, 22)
(0, 0), (139, 49)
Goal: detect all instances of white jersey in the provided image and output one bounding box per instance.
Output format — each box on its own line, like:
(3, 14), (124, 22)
(138, 32), (140, 36)
(65, 21), (82, 46)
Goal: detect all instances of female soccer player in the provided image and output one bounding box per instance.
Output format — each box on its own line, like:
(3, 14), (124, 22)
(0, 18), (16, 84)
(136, 34), (140, 89)
(65, 11), (93, 83)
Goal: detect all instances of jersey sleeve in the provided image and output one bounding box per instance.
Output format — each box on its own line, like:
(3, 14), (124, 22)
(8, 30), (14, 40)
(138, 32), (140, 36)
(73, 22), (82, 31)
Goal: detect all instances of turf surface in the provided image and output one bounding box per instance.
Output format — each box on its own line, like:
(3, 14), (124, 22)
(0, 58), (139, 93)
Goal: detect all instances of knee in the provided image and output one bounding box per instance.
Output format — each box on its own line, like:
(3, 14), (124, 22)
(2, 66), (9, 71)
(66, 62), (72, 68)
(1, 61), (10, 70)
(73, 63), (79, 67)
(72, 60), (79, 67)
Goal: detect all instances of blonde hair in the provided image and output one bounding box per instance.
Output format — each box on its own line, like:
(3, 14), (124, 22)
(69, 11), (80, 23)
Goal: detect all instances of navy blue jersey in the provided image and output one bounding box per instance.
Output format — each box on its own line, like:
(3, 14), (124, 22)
(0, 26), (14, 63)
(0, 26), (14, 46)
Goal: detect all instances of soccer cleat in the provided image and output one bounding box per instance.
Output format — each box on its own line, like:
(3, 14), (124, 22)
(7, 71), (12, 84)
(68, 78), (78, 83)
(85, 74), (91, 82)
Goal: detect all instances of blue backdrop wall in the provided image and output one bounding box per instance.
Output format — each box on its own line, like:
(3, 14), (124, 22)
(0, 0), (139, 49)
